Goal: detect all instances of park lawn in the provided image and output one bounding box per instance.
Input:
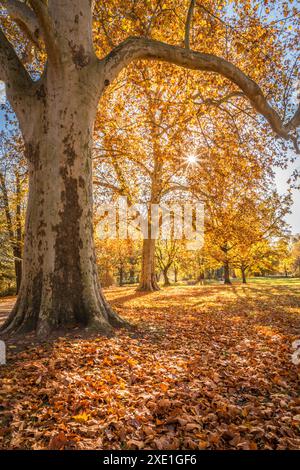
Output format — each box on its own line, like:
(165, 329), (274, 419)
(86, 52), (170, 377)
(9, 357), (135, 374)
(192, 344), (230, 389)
(247, 277), (300, 286)
(0, 280), (300, 450)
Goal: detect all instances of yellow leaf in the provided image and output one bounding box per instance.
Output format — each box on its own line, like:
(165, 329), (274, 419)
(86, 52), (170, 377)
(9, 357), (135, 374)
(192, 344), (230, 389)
(73, 412), (90, 423)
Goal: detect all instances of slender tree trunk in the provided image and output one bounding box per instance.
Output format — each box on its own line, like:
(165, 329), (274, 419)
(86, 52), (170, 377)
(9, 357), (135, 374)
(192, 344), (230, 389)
(119, 265), (124, 286)
(197, 271), (205, 284)
(163, 268), (171, 287)
(138, 160), (161, 292)
(0, 171), (22, 294)
(1, 74), (125, 337)
(14, 253), (22, 294)
(14, 171), (23, 294)
(174, 267), (178, 283)
(138, 237), (160, 292)
(284, 267), (288, 278)
(224, 261), (231, 285)
(129, 268), (135, 284)
(241, 267), (247, 284)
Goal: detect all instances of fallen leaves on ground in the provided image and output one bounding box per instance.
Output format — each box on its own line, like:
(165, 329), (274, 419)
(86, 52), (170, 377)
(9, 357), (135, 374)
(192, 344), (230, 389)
(0, 282), (300, 450)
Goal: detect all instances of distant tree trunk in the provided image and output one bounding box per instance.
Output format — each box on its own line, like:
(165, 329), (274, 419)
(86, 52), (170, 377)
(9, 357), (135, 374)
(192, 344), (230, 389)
(241, 267), (247, 284)
(138, 238), (160, 291)
(101, 268), (115, 288)
(14, 171), (23, 294)
(174, 267), (178, 283)
(197, 271), (205, 285)
(119, 265), (124, 286)
(129, 267), (135, 284)
(0, 170), (22, 294)
(224, 261), (231, 285)
(163, 268), (171, 286)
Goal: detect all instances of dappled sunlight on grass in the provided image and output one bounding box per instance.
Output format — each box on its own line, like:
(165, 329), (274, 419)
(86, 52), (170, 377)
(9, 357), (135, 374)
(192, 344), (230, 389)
(105, 281), (300, 343)
(105, 281), (300, 323)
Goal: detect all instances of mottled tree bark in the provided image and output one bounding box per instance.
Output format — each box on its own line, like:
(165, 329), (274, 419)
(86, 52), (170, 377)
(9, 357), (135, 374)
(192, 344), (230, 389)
(1, 1), (126, 337)
(2, 76), (125, 336)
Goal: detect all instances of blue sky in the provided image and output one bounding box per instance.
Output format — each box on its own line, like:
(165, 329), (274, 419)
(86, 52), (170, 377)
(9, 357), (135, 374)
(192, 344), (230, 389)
(275, 164), (300, 234)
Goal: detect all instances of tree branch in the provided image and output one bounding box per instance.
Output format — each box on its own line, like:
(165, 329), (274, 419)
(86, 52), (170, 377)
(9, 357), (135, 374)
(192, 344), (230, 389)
(285, 104), (300, 131)
(0, 170), (14, 244)
(0, 27), (32, 91)
(184, 0), (195, 49)
(194, 90), (244, 105)
(3, 0), (42, 48)
(93, 180), (124, 195)
(28, 0), (60, 64)
(162, 183), (207, 201)
(102, 37), (299, 151)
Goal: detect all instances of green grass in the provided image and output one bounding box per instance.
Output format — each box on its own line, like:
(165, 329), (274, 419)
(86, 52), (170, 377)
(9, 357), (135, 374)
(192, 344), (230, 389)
(248, 277), (300, 286)
(167, 277), (300, 287)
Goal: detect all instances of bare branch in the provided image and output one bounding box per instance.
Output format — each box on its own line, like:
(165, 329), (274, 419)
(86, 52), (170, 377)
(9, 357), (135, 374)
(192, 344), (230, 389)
(162, 183), (207, 201)
(285, 104), (300, 131)
(145, 0), (162, 37)
(194, 91), (244, 105)
(3, 0), (42, 48)
(102, 37), (299, 150)
(94, 147), (153, 177)
(184, 0), (195, 49)
(93, 180), (124, 195)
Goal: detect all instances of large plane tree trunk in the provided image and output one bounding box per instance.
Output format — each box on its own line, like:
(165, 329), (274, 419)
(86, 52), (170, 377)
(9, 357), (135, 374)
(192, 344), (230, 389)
(1, 29), (125, 337)
(2, 103), (124, 336)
